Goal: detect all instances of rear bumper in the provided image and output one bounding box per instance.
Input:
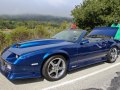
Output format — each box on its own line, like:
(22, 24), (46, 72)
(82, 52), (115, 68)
(0, 61), (42, 80)
(117, 40), (120, 49)
(117, 41), (120, 54)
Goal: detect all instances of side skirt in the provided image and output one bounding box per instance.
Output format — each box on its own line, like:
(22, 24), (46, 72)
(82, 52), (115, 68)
(68, 57), (107, 71)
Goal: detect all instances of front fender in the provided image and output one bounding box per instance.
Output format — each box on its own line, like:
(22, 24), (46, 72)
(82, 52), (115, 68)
(43, 50), (70, 61)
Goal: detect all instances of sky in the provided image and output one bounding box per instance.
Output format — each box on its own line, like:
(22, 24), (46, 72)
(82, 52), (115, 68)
(0, 0), (83, 17)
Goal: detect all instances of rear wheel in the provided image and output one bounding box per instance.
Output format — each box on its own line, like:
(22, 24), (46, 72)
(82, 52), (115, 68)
(42, 55), (67, 81)
(107, 47), (118, 63)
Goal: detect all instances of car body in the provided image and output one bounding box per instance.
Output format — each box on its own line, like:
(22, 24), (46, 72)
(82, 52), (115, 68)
(0, 27), (120, 81)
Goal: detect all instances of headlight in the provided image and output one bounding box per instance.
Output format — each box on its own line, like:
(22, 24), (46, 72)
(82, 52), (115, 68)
(6, 64), (11, 70)
(16, 55), (19, 59)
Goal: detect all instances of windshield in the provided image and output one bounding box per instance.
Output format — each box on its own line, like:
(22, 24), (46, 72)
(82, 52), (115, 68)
(52, 30), (82, 42)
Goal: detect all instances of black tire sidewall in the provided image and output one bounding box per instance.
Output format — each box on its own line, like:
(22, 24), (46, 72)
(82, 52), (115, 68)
(107, 47), (118, 63)
(42, 55), (67, 81)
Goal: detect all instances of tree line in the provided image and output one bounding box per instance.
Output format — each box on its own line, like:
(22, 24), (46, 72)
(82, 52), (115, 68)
(0, 20), (61, 29)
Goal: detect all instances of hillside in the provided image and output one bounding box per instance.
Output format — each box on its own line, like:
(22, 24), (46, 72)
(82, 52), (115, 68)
(0, 15), (72, 24)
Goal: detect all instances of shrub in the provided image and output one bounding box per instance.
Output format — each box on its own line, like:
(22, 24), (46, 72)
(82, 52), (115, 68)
(10, 26), (31, 43)
(0, 31), (6, 50)
(34, 25), (50, 38)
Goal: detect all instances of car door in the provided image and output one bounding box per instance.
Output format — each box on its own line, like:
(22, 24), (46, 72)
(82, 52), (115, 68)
(88, 39), (108, 59)
(77, 38), (107, 66)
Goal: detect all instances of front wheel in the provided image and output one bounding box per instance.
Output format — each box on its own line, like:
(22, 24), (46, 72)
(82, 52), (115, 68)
(42, 55), (67, 81)
(107, 47), (118, 63)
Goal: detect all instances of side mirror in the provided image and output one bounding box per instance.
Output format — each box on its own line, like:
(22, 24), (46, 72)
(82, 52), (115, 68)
(81, 39), (89, 45)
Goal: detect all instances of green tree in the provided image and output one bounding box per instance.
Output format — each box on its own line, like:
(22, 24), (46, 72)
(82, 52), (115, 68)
(71, 0), (120, 30)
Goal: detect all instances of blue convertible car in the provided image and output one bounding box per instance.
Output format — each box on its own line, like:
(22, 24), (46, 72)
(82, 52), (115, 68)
(0, 27), (120, 81)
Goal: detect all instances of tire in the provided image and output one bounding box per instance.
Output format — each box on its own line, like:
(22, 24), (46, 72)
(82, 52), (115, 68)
(107, 47), (118, 63)
(42, 55), (67, 81)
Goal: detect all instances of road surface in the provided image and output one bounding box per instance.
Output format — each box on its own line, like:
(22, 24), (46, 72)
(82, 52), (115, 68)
(0, 57), (120, 90)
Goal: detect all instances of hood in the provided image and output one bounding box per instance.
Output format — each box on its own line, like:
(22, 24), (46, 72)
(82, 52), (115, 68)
(88, 27), (118, 37)
(13, 39), (65, 48)
(8, 39), (72, 55)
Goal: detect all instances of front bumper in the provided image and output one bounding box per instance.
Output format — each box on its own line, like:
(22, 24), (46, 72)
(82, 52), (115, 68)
(0, 58), (42, 80)
(0, 58), (12, 78)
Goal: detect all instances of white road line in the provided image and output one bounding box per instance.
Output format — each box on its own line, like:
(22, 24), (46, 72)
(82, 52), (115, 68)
(42, 62), (120, 90)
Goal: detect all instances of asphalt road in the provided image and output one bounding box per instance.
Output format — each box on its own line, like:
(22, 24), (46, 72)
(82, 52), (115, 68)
(0, 57), (120, 90)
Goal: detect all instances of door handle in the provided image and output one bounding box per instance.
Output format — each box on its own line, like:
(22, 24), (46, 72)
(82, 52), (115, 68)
(102, 42), (107, 47)
(96, 43), (102, 48)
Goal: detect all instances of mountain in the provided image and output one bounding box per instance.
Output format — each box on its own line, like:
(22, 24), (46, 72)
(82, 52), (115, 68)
(0, 15), (72, 23)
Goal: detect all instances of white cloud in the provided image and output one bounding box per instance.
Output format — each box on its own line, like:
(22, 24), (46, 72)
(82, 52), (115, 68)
(45, 0), (67, 7)
(0, 0), (83, 17)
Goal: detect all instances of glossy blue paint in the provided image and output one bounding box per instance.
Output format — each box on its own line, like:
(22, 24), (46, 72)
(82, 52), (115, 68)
(0, 28), (120, 80)
(88, 27), (118, 37)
